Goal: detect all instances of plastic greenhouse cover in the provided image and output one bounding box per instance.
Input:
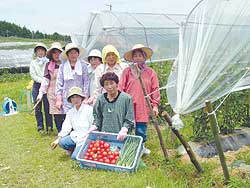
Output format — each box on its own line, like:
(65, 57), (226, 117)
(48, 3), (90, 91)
(167, 0), (250, 115)
(71, 11), (186, 62)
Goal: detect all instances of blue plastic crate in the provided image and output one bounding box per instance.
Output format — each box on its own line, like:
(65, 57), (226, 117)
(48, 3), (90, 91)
(76, 131), (143, 172)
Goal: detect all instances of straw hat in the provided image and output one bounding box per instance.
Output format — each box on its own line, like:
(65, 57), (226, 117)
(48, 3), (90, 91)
(61, 43), (84, 60)
(87, 49), (102, 61)
(46, 42), (63, 58)
(34, 42), (47, 53)
(124, 44), (153, 62)
(67, 87), (86, 102)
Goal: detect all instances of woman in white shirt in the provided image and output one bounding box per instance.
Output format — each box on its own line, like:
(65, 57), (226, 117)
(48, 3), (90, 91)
(30, 43), (53, 134)
(51, 87), (93, 160)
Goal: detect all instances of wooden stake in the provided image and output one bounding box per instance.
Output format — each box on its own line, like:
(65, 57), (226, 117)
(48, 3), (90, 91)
(205, 100), (230, 183)
(161, 111), (202, 173)
(135, 64), (169, 161)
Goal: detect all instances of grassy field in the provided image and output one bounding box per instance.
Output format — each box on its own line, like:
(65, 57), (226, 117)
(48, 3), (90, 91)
(1, 76), (250, 188)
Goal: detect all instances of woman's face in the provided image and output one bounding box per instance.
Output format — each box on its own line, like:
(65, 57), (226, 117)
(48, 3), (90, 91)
(67, 49), (79, 63)
(36, 48), (46, 58)
(70, 95), (83, 109)
(105, 52), (117, 67)
(132, 50), (145, 64)
(52, 49), (61, 62)
(89, 57), (101, 69)
(103, 80), (118, 95)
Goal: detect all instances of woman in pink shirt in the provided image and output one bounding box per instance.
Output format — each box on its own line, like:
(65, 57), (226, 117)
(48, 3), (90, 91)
(119, 44), (160, 155)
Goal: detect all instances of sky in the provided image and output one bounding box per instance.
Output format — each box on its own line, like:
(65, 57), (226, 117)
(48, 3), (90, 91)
(0, 0), (201, 35)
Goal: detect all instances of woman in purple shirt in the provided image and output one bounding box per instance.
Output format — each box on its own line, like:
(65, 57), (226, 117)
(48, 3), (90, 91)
(55, 43), (89, 114)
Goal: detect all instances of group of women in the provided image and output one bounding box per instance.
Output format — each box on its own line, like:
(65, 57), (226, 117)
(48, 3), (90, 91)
(30, 41), (160, 159)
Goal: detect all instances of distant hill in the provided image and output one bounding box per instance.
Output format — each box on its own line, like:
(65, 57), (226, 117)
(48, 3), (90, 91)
(0, 20), (71, 42)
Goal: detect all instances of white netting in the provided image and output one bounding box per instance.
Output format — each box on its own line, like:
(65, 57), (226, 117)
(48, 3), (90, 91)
(167, 0), (250, 115)
(71, 11), (186, 62)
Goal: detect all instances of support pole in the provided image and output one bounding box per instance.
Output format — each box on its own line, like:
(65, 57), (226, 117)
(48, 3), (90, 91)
(205, 100), (230, 183)
(161, 111), (202, 173)
(135, 64), (169, 161)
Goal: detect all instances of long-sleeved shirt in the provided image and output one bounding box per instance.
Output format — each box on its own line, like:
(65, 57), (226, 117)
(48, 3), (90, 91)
(118, 66), (160, 123)
(58, 103), (93, 144)
(93, 63), (128, 98)
(29, 57), (48, 83)
(93, 91), (134, 133)
(55, 60), (89, 114)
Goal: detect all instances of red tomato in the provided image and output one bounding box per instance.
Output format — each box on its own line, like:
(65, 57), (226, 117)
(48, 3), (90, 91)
(100, 140), (105, 145)
(106, 148), (110, 152)
(109, 154), (114, 160)
(88, 144), (94, 149)
(115, 156), (119, 160)
(98, 154), (103, 159)
(97, 151), (101, 155)
(104, 143), (110, 149)
(88, 156), (93, 160)
(104, 158), (110, 164)
(90, 151), (94, 156)
(94, 158), (98, 161)
(100, 144), (104, 149)
(110, 159), (116, 165)
(113, 151), (119, 156)
(92, 147), (97, 152)
(85, 152), (90, 157)
(83, 156), (88, 160)
(98, 158), (104, 163)
(102, 151), (108, 156)
(87, 149), (92, 153)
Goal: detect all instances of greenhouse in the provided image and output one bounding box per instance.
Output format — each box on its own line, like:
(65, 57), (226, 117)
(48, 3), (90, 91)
(71, 11), (186, 62)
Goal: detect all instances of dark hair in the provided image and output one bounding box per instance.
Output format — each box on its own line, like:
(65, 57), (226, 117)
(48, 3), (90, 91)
(34, 46), (47, 53)
(100, 72), (119, 87)
(66, 48), (79, 56)
(88, 56), (102, 63)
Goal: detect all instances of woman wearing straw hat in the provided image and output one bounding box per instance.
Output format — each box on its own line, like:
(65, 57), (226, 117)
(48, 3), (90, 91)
(37, 42), (65, 133)
(51, 87), (93, 160)
(119, 44), (160, 155)
(30, 43), (53, 134)
(87, 44), (128, 104)
(55, 43), (89, 114)
(86, 49), (102, 97)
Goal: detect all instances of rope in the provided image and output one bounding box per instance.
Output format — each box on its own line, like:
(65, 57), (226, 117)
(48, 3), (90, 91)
(145, 85), (168, 97)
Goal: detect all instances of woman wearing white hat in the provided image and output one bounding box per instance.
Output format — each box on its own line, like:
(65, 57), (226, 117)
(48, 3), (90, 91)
(30, 43), (53, 134)
(51, 86), (93, 160)
(55, 43), (89, 114)
(37, 42), (65, 133)
(86, 49), (102, 97)
(119, 44), (160, 155)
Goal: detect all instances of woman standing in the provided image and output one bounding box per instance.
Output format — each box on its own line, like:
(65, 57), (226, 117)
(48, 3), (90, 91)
(119, 44), (160, 155)
(87, 45), (128, 104)
(30, 43), (53, 134)
(86, 49), (102, 97)
(55, 43), (89, 114)
(37, 42), (65, 132)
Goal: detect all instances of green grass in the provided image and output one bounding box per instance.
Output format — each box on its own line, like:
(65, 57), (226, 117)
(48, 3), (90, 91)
(1, 76), (250, 188)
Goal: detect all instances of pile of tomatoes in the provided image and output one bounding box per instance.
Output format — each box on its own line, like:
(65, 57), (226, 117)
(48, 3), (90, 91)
(83, 140), (120, 165)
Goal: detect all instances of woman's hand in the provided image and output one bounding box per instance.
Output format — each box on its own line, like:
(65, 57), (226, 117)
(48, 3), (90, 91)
(117, 127), (128, 141)
(152, 106), (159, 117)
(51, 137), (60, 150)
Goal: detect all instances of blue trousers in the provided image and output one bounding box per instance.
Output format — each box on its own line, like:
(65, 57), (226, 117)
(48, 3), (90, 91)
(59, 135), (82, 160)
(32, 82), (53, 131)
(135, 122), (147, 143)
